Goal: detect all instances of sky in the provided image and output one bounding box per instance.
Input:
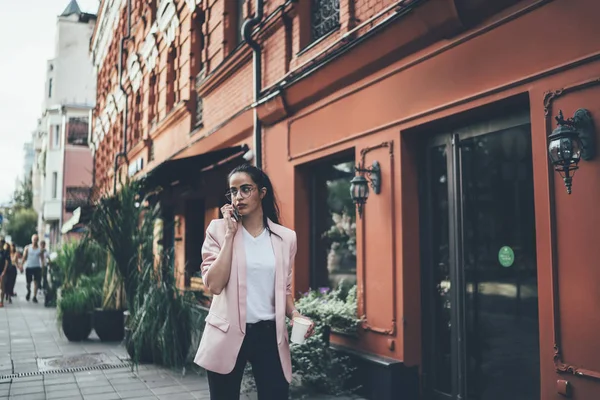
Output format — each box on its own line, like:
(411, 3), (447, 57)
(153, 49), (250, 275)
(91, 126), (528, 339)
(0, 0), (100, 204)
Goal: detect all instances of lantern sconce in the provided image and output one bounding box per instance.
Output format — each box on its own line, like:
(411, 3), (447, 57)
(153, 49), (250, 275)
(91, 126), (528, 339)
(350, 160), (381, 218)
(548, 109), (596, 194)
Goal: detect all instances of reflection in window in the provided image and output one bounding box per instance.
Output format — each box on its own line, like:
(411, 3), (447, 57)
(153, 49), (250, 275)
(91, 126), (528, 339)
(311, 157), (356, 290)
(67, 117), (89, 146)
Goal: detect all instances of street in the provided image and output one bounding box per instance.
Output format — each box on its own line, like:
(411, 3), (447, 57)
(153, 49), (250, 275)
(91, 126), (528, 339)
(0, 273), (363, 400)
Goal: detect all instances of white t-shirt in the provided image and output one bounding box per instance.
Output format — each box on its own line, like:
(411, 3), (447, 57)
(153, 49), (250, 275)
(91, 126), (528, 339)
(243, 227), (276, 324)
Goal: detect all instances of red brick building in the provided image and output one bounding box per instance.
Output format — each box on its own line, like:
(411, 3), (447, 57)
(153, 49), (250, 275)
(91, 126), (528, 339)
(90, 0), (600, 399)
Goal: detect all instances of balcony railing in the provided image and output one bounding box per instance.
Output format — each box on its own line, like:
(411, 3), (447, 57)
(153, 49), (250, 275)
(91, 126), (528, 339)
(65, 186), (91, 212)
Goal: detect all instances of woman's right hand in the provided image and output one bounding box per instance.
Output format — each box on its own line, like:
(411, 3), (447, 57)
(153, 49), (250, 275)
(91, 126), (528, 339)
(221, 204), (239, 237)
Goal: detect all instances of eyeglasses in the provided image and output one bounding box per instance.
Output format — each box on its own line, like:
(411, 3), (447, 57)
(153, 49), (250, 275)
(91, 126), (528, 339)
(225, 185), (256, 201)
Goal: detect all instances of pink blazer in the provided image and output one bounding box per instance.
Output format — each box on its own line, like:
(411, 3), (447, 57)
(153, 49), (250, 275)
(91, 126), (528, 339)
(193, 218), (297, 382)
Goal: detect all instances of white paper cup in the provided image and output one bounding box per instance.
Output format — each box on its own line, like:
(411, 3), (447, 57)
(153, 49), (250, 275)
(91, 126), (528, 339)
(290, 317), (311, 344)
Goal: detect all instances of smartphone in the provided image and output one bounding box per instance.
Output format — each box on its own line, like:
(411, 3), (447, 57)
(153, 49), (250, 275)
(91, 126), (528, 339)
(231, 205), (241, 222)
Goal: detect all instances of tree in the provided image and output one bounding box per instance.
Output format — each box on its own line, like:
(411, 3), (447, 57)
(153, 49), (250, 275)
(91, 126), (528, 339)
(5, 208), (37, 247)
(12, 175), (33, 211)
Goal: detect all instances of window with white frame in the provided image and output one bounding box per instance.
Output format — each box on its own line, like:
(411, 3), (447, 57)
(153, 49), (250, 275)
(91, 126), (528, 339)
(53, 124), (61, 148)
(52, 172), (58, 199)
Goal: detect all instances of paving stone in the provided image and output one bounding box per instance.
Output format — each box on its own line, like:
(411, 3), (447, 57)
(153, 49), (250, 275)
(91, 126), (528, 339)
(119, 388), (156, 398)
(158, 392), (196, 400)
(80, 385), (117, 395)
(151, 384), (190, 395)
(9, 393), (47, 400)
(82, 392), (121, 400)
(47, 389), (83, 399)
(111, 381), (148, 392)
(46, 382), (79, 392)
(9, 385), (45, 396)
(77, 379), (112, 388)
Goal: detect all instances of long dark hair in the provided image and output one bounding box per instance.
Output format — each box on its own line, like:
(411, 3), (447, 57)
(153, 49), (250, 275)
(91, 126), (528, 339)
(228, 164), (281, 237)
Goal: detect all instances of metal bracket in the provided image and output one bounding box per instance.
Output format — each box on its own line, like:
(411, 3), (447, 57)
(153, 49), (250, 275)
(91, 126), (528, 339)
(572, 108), (596, 161)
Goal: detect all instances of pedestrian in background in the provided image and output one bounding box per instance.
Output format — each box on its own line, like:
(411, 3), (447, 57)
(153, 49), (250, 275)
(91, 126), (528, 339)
(40, 240), (50, 291)
(22, 234), (43, 303)
(4, 243), (19, 303)
(0, 237), (9, 307)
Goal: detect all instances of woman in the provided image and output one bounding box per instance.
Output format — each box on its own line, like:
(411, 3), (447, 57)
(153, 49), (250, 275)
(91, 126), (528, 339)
(4, 244), (19, 303)
(194, 164), (314, 400)
(0, 241), (7, 307)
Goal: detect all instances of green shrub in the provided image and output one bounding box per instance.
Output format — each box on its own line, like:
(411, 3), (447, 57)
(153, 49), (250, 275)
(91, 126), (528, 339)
(243, 282), (362, 397)
(53, 237), (106, 290)
(57, 273), (104, 321)
(126, 206), (195, 370)
(288, 283), (362, 396)
(127, 251), (195, 369)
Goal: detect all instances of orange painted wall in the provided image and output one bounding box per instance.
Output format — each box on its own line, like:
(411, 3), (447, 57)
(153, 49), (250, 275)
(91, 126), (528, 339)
(263, 0), (600, 399)
(91, 0), (600, 397)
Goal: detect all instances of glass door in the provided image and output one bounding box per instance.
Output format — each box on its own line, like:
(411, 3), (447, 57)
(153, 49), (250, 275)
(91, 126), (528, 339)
(422, 114), (540, 400)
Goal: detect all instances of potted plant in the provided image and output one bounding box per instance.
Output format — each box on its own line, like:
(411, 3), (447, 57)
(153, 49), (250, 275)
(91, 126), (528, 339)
(52, 238), (102, 340)
(57, 274), (103, 342)
(126, 206), (195, 368)
(126, 250), (194, 368)
(285, 282), (362, 396)
(89, 180), (144, 342)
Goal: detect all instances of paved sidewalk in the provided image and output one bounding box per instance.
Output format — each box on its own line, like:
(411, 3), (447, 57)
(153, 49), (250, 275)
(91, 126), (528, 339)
(0, 273), (364, 400)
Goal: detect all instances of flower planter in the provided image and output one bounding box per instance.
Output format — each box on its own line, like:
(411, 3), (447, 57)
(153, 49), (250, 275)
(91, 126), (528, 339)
(62, 312), (93, 342)
(93, 309), (124, 342)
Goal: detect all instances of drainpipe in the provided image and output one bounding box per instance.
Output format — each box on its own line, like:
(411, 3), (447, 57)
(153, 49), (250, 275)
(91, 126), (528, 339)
(242, 0), (264, 169)
(113, 0), (132, 193)
(88, 108), (96, 202)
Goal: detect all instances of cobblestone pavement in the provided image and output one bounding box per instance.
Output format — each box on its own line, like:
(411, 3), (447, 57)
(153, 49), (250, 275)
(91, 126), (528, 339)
(0, 273), (364, 400)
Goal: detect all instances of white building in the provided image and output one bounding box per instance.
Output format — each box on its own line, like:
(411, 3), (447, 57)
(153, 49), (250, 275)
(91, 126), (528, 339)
(33, 0), (97, 249)
(22, 140), (35, 182)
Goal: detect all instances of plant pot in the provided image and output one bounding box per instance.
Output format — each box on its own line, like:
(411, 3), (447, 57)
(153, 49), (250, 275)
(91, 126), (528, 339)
(62, 312), (93, 342)
(124, 327), (155, 364)
(93, 309), (124, 342)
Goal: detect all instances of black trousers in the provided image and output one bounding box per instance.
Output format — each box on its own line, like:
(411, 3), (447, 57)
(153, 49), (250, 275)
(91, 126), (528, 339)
(207, 320), (289, 400)
(5, 265), (17, 296)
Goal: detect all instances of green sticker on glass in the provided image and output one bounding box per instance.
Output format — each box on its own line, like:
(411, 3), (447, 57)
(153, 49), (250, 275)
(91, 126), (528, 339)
(498, 246), (515, 267)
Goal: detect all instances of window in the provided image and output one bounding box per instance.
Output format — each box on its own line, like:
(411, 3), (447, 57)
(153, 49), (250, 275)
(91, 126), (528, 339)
(166, 47), (177, 112)
(312, 0), (340, 41)
(65, 186), (90, 211)
(133, 93), (142, 144)
(52, 172), (58, 199)
(53, 124), (61, 148)
(236, 0), (244, 45)
(185, 199), (205, 287)
(310, 156), (356, 290)
(191, 9), (206, 78)
(66, 117), (89, 146)
(149, 141), (155, 162)
(48, 78), (53, 98)
(224, 0), (245, 53)
(148, 74), (157, 124)
(195, 94), (204, 128)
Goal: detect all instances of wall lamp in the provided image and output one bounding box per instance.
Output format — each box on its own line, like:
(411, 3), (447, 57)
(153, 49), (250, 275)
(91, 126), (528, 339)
(548, 109), (596, 194)
(350, 160), (381, 218)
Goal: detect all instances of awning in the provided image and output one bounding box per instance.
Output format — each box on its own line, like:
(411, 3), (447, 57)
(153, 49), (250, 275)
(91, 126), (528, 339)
(142, 144), (249, 189)
(61, 205), (94, 234)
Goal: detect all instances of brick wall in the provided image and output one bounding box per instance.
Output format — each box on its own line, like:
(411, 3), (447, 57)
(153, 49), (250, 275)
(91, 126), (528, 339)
(92, 0), (397, 190)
